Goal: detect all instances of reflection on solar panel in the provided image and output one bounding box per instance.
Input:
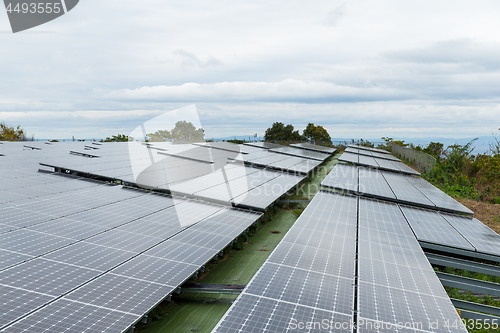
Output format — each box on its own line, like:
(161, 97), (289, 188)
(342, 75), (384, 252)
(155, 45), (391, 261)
(322, 163), (473, 215)
(358, 196), (466, 333)
(321, 163), (358, 193)
(401, 206), (475, 251)
(38, 145), (308, 210)
(212, 191), (356, 333)
(442, 214), (500, 256)
(348, 144), (391, 155)
(290, 142), (337, 154)
(269, 146), (330, 161)
(339, 151), (420, 176)
(345, 146), (400, 161)
(213, 191), (466, 333)
(243, 142), (283, 150)
(0, 142), (270, 332)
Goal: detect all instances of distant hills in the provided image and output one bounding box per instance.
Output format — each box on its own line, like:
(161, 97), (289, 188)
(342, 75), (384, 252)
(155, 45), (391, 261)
(32, 135), (494, 154)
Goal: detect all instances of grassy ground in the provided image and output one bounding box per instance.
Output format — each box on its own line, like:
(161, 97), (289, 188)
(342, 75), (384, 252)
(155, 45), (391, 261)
(136, 154), (339, 333)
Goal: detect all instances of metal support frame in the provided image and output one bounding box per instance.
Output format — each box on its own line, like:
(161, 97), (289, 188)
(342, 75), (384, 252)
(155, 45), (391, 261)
(436, 272), (500, 297)
(420, 242), (500, 264)
(426, 253), (500, 277)
(458, 309), (500, 322)
(452, 298), (500, 317)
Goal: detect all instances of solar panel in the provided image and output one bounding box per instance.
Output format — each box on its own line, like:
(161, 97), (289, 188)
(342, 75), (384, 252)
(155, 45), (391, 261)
(401, 206), (475, 251)
(269, 146), (330, 161)
(338, 152), (358, 164)
(357, 196), (466, 333)
(243, 142), (283, 150)
(1, 299), (138, 333)
(0, 143), (265, 333)
(340, 149), (420, 176)
(212, 191), (356, 333)
(214, 293), (353, 333)
(381, 171), (434, 206)
(358, 167), (395, 199)
(0, 258), (102, 296)
(442, 214), (500, 256)
(290, 142), (337, 154)
(43, 242), (136, 271)
(214, 191), (466, 333)
(0, 285), (54, 330)
(405, 176), (473, 215)
(348, 144), (391, 155)
(345, 146), (401, 162)
(0, 249), (32, 271)
(322, 164), (472, 215)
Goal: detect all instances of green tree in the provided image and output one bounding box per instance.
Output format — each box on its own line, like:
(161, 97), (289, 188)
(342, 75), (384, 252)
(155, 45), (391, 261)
(147, 121), (204, 143)
(264, 122), (302, 143)
(302, 123), (332, 146)
(490, 128), (500, 156)
(146, 130), (172, 142)
(423, 142), (444, 158)
(379, 137), (409, 151)
(102, 134), (131, 142)
(0, 122), (30, 141)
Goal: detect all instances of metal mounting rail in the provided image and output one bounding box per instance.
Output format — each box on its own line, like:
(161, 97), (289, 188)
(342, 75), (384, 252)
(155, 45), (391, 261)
(426, 253), (500, 277)
(436, 272), (500, 297)
(452, 298), (500, 318)
(420, 242), (500, 264)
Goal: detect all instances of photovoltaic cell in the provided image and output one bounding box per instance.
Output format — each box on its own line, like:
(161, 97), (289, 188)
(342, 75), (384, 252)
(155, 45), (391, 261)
(0, 229), (73, 257)
(0, 258), (101, 297)
(109, 255), (198, 287)
(44, 242), (136, 272)
(64, 274), (174, 315)
(0, 285), (54, 330)
(405, 176), (473, 215)
(358, 167), (395, 199)
(214, 293), (353, 333)
(401, 206), (474, 251)
(1, 299), (138, 333)
(338, 152), (358, 164)
(381, 172), (433, 207)
(321, 163), (358, 192)
(324, 164), (471, 215)
(212, 191), (356, 333)
(357, 196), (466, 333)
(290, 142), (337, 154)
(442, 214), (500, 256)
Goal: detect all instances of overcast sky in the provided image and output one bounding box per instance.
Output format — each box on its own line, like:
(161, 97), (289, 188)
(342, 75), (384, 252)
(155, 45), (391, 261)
(1, 0), (499, 143)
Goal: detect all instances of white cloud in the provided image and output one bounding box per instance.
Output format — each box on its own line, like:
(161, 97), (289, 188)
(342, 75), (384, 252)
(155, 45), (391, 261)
(102, 79), (408, 103)
(1, 0), (500, 145)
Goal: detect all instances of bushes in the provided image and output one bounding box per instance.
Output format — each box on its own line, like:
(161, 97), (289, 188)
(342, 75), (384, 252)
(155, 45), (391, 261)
(423, 139), (500, 203)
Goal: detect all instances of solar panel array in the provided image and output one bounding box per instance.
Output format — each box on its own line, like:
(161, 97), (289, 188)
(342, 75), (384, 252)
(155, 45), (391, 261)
(213, 191), (466, 333)
(35, 142), (311, 210)
(339, 151), (420, 175)
(348, 144), (391, 155)
(243, 142), (283, 150)
(357, 196), (465, 332)
(322, 163), (473, 215)
(213, 191), (356, 333)
(234, 150), (322, 175)
(268, 146), (331, 161)
(344, 146), (400, 162)
(0, 183), (262, 332)
(0, 141), (295, 332)
(290, 142), (337, 154)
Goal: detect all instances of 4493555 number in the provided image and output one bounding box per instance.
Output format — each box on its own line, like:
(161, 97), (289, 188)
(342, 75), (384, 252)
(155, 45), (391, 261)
(6, 2), (62, 14)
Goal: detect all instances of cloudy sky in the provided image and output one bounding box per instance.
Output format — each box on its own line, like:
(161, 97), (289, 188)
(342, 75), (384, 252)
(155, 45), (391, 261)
(1, 0), (499, 143)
